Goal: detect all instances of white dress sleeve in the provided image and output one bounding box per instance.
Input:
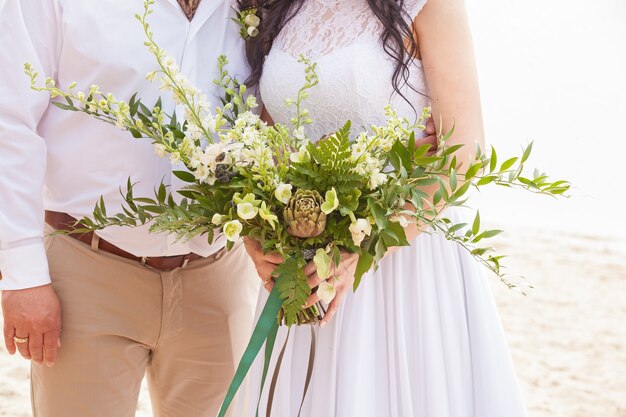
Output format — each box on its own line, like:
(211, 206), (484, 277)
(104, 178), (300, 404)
(0, 0), (63, 290)
(405, 0), (428, 19)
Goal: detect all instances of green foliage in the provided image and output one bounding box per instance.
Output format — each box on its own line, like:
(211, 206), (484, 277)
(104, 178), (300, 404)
(289, 122), (366, 193)
(273, 255), (310, 326)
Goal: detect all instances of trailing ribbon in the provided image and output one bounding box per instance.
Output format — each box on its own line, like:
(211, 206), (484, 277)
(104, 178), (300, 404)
(256, 321), (279, 417)
(297, 327), (316, 417)
(217, 287), (283, 417)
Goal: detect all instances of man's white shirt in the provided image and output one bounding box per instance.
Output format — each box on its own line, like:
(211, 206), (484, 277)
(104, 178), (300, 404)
(0, 0), (249, 290)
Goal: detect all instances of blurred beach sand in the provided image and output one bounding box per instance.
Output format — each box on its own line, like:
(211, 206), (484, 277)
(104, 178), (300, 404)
(1, 229), (626, 417)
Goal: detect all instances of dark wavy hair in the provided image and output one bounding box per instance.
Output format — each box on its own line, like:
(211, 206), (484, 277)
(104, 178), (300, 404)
(237, 0), (423, 105)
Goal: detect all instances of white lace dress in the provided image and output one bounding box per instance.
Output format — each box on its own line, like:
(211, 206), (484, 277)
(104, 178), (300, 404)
(236, 1), (528, 416)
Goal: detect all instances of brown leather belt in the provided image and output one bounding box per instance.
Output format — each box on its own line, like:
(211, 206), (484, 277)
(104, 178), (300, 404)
(45, 210), (203, 271)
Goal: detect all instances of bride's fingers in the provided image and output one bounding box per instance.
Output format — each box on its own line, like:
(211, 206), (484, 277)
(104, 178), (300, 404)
(303, 260), (317, 276)
(263, 252), (284, 264)
(304, 292), (320, 308)
(307, 272), (325, 288)
(320, 287), (347, 328)
(256, 262), (277, 282)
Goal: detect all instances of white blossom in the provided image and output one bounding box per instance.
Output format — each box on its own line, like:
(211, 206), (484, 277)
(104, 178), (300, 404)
(349, 218), (372, 246)
(223, 220), (243, 242)
(274, 183), (293, 205)
(317, 281), (336, 304)
(153, 144), (168, 158)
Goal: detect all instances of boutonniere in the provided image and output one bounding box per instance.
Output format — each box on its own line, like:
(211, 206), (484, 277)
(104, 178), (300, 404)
(233, 7), (261, 39)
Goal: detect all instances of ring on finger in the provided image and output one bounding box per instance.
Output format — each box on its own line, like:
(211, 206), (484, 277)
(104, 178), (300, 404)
(13, 335), (29, 344)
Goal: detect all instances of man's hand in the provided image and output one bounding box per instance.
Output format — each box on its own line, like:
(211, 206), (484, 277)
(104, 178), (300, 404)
(243, 237), (283, 292)
(2, 284), (62, 367)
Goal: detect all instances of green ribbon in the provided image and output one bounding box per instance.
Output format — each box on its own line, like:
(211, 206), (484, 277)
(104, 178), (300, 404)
(217, 287), (283, 417)
(256, 318), (279, 417)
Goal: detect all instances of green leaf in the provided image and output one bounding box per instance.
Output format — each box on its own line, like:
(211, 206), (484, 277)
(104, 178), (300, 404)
(274, 255), (309, 326)
(447, 223), (468, 235)
(177, 189), (200, 200)
(521, 142), (534, 163)
(464, 163), (481, 181)
(499, 157), (518, 172)
(386, 221), (410, 246)
(472, 211), (480, 235)
(476, 176), (497, 186)
(52, 101), (77, 111)
(449, 169), (457, 191)
(173, 170), (196, 183)
(368, 199), (388, 229)
(339, 188), (361, 212)
(482, 229), (503, 239)
(413, 143), (434, 159)
(157, 183), (167, 204)
(353, 251), (374, 291)
(441, 143), (464, 157)
(489, 146), (497, 172)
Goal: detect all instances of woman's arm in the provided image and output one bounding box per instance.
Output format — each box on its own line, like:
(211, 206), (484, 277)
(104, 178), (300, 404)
(397, 0), (485, 244)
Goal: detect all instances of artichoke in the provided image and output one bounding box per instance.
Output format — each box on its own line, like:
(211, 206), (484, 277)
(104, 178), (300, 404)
(284, 190), (327, 238)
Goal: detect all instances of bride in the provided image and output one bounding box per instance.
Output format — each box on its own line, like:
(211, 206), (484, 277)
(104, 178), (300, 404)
(239, 0), (527, 415)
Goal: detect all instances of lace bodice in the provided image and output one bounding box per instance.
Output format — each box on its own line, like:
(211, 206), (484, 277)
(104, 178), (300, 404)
(260, 0), (429, 141)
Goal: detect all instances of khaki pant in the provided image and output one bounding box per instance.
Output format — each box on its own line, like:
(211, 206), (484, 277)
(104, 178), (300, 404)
(32, 231), (258, 417)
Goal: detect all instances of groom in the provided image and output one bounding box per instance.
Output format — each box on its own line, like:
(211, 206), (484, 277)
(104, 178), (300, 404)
(0, 1), (258, 416)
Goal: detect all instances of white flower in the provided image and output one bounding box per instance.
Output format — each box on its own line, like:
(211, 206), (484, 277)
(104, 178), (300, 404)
(246, 94), (259, 108)
(241, 126), (260, 145)
(193, 164), (210, 181)
(237, 202), (259, 220)
(146, 71), (157, 82)
(184, 123), (203, 141)
(223, 220), (243, 242)
(274, 183), (293, 204)
(293, 126), (305, 141)
(389, 215), (410, 228)
(321, 188), (339, 214)
(211, 214), (224, 225)
(289, 146), (311, 164)
(247, 26), (259, 38)
(200, 142), (225, 169)
(313, 249), (332, 280)
(169, 152), (182, 164)
(243, 14), (260, 27)
(188, 147), (203, 169)
(349, 218), (372, 247)
(237, 111), (260, 126)
(368, 170), (388, 189)
(153, 144), (168, 158)
(317, 281), (336, 304)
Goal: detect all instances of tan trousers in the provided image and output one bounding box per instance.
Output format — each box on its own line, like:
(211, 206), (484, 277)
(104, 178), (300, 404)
(32, 231), (258, 417)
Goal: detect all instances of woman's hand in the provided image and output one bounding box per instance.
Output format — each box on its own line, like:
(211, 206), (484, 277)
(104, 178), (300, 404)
(303, 251), (359, 327)
(243, 237), (283, 292)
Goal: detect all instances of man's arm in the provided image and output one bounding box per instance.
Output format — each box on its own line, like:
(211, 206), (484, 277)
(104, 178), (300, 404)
(0, 0), (64, 366)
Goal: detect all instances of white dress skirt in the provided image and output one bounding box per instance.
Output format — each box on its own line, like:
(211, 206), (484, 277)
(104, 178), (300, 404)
(235, 209), (527, 417)
(234, 0), (528, 415)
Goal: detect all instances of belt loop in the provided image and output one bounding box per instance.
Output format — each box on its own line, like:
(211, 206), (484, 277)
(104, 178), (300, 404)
(90, 233), (100, 253)
(141, 257), (149, 267)
(180, 254), (191, 269)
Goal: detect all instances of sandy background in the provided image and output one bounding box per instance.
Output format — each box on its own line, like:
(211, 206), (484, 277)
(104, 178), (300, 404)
(2, 229), (626, 417)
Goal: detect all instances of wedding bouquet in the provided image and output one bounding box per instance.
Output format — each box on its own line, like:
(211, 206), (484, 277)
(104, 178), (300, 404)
(26, 1), (569, 328)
